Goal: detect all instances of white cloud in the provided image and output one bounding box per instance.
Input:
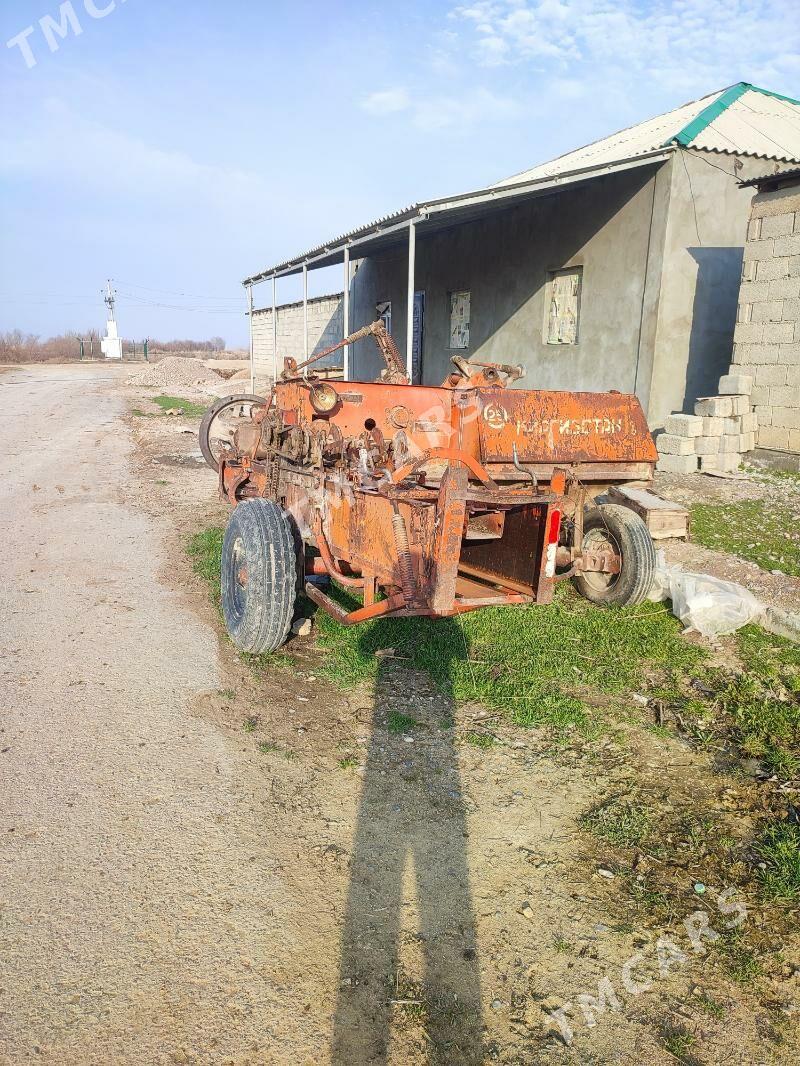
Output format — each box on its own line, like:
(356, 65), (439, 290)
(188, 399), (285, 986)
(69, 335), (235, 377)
(359, 81), (520, 132)
(447, 0), (800, 94)
(360, 88), (411, 115)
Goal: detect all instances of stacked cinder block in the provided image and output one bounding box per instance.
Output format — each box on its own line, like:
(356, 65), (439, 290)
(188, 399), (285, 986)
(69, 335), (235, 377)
(729, 179), (800, 454)
(656, 374), (756, 473)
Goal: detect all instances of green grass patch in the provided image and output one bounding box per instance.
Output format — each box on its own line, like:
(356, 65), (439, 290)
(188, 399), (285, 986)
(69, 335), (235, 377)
(716, 931), (763, 985)
(694, 993), (726, 1020)
(690, 499), (800, 576)
(580, 796), (651, 848)
(313, 580), (703, 737)
(184, 526), (798, 788)
(187, 527), (223, 603)
(721, 627), (799, 777)
(755, 820), (800, 901)
(464, 730), (496, 750)
(338, 756), (359, 770)
(152, 394), (208, 418)
(258, 741), (279, 754)
(662, 1028), (696, 1062)
(388, 710), (418, 734)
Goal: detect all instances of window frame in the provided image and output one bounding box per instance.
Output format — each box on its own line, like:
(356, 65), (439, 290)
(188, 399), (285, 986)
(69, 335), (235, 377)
(376, 300), (392, 335)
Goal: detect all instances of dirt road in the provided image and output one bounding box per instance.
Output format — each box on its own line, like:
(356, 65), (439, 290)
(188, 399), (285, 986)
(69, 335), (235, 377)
(1, 365), (793, 1065)
(0, 365), (329, 1062)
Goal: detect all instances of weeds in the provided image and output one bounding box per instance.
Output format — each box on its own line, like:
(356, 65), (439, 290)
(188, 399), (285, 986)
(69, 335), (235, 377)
(242, 715), (258, 733)
(716, 931), (763, 985)
(464, 730), (496, 749)
(662, 1027), (696, 1062)
(755, 820), (800, 901)
(690, 499), (800, 576)
(338, 756), (359, 770)
(580, 796), (651, 848)
(694, 994), (726, 1020)
(258, 741), (279, 754)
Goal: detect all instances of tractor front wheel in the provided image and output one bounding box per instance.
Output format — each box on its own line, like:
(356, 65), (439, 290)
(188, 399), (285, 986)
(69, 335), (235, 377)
(221, 499), (297, 653)
(572, 504), (656, 607)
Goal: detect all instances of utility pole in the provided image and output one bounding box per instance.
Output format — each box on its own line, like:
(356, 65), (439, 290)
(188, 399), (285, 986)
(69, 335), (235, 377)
(101, 279), (123, 359)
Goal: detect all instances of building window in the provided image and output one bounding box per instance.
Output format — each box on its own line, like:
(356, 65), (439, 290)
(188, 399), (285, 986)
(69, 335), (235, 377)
(376, 300), (392, 334)
(449, 290), (470, 349)
(545, 267), (582, 345)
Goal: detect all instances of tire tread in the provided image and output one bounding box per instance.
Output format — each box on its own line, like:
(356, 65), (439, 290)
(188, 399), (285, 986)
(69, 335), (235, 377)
(573, 504), (656, 607)
(221, 499), (296, 653)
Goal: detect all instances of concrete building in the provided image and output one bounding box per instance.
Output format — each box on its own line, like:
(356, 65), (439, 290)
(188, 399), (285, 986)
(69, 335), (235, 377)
(244, 84), (800, 427)
(252, 292), (342, 382)
(730, 168), (800, 456)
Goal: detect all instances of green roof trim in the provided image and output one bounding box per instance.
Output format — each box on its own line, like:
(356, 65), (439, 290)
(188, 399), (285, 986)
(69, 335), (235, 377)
(752, 85), (800, 107)
(668, 83), (749, 147)
(665, 82), (800, 149)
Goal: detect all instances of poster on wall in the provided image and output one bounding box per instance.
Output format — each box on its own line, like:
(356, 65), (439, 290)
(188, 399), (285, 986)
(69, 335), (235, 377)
(449, 290), (470, 349)
(547, 268), (582, 345)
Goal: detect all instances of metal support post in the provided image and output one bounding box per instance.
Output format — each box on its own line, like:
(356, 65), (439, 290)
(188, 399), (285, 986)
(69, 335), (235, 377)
(271, 275), (278, 383)
(303, 262), (309, 360)
(405, 220), (416, 381)
(246, 282), (255, 393)
(343, 245), (350, 380)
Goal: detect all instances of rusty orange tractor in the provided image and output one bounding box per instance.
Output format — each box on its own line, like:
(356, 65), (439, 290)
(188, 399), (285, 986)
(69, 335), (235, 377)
(199, 323), (659, 654)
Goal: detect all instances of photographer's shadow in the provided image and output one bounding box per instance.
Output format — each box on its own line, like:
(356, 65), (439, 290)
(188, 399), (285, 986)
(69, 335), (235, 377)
(331, 617), (483, 1063)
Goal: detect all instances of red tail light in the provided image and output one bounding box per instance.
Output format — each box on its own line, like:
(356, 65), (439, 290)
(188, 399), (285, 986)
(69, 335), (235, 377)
(544, 508), (561, 579)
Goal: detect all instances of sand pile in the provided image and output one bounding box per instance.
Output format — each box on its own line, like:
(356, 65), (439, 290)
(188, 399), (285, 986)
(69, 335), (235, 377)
(127, 357), (223, 391)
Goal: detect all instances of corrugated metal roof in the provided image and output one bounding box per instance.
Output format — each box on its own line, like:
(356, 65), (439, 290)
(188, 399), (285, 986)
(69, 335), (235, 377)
(244, 82), (800, 286)
(496, 84), (800, 188)
(689, 86), (800, 159)
(495, 90), (724, 187)
(739, 166), (800, 189)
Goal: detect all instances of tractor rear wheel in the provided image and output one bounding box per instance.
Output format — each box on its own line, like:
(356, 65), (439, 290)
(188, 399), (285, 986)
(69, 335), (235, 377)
(221, 499), (297, 653)
(199, 393), (267, 473)
(572, 504), (655, 607)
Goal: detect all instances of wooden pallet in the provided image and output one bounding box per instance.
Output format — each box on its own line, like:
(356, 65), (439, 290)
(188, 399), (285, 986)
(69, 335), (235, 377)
(608, 485), (689, 540)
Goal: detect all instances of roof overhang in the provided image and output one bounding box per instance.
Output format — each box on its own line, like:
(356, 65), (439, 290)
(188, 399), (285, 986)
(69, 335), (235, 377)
(738, 166), (800, 190)
(243, 148), (673, 286)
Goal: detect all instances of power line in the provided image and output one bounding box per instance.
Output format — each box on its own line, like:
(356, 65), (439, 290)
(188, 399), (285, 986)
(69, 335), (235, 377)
(116, 279), (242, 301)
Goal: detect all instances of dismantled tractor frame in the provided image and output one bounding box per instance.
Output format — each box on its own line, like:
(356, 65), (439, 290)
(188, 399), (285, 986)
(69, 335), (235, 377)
(200, 322), (659, 654)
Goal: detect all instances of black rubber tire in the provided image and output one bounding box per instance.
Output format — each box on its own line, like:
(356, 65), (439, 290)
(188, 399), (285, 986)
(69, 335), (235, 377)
(199, 393), (265, 472)
(221, 499), (297, 653)
(572, 504), (656, 607)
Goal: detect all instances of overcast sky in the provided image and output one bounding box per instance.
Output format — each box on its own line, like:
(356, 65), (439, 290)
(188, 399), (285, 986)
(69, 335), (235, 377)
(1, 0), (797, 347)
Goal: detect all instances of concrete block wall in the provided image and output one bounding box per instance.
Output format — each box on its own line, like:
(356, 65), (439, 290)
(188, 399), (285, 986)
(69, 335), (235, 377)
(731, 181), (800, 454)
(252, 293), (344, 383)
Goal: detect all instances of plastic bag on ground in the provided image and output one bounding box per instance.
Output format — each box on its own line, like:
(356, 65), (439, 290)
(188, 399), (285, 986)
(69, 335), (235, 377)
(648, 550), (765, 637)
